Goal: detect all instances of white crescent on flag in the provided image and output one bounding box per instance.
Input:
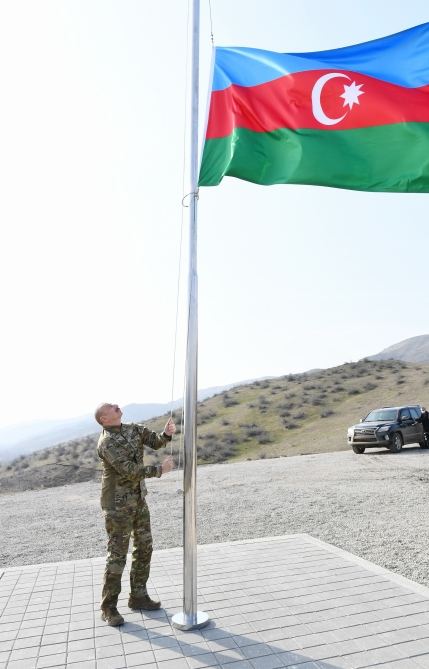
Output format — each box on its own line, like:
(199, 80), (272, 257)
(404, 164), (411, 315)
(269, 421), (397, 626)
(311, 72), (351, 126)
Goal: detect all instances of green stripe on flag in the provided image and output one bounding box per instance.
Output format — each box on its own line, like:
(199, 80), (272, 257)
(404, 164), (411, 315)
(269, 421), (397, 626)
(199, 123), (429, 192)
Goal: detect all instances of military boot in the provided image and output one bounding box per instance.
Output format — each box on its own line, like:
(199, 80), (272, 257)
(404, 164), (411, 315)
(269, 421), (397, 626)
(101, 607), (124, 626)
(128, 592), (161, 610)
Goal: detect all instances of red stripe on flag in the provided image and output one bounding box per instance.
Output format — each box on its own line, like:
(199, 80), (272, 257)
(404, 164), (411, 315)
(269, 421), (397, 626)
(205, 69), (429, 139)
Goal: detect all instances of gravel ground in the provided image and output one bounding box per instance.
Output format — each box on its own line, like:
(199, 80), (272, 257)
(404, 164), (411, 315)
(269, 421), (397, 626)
(2, 449), (429, 587)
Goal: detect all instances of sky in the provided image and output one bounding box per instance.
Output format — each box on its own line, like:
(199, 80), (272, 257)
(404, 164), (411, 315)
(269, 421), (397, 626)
(1, 0), (429, 427)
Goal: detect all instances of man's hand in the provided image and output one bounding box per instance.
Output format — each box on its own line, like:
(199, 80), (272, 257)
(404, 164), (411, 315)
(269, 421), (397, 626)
(161, 455), (174, 475)
(164, 417), (176, 437)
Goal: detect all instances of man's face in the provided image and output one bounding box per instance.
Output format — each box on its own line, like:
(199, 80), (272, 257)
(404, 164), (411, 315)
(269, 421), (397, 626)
(100, 404), (122, 425)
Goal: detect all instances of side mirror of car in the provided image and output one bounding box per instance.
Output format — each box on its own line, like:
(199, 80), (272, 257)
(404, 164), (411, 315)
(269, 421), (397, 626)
(360, 418), (364, 422)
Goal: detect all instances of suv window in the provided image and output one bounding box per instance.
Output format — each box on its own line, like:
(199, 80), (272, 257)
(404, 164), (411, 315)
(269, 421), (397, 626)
(399, 408), (411, 420)
(365, 409), (397, 421)
(410, 407), (421, 420)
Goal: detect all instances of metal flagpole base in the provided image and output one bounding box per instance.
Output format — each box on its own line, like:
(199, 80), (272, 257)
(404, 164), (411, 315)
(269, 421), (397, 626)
(172, 611), (209, 631)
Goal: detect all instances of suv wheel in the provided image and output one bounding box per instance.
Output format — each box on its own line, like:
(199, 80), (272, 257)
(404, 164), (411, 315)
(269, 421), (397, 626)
(390, 432), (403, 453)
(352, 445), (365, 454)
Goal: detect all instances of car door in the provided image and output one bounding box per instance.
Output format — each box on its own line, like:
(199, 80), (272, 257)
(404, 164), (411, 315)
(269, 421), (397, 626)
(398, 408), (413, 444)
(410, 407), (424, 443)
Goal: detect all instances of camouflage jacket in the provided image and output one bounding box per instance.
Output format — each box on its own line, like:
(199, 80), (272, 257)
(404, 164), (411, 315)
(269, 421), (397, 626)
(97, 423), (171, 510)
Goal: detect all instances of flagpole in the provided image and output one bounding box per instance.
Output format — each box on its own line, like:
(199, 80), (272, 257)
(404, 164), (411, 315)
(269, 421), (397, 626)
(172, 0), (209, 632)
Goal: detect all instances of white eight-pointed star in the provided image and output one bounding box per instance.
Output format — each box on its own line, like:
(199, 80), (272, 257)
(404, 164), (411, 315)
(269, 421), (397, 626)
(340, 81), (364, 110)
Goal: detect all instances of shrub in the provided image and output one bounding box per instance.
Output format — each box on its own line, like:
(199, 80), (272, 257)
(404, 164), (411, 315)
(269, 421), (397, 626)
(197, 437), (238, 464)
(245, 426), (266, 438)
(321, 410), (334, 418)
(364, 382), (377, 391)
(279, 402), (295, 411)
(223, 397), (238, 408)
(293, 412), (306, 420)
(222, 433), (239, 445)
(348, 388), (360, 395)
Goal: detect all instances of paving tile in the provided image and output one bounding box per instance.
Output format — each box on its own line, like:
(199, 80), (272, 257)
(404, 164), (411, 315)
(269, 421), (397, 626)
(39, 643), (68, 657)
(7, 660), (38, 669)
(67, 661), (96, 669)
(68, 628), (94, 642)
(153, 647), (185, 662)
(17, 625), (45, 639)
(150, 637), (181, 651)
(125, 650), (156, 666)
(0, 629), (18, 642)
(154, 660), (188, 669)
(67, 647), (97, 662)
(67, 637), (95, 651)
(186, 653), (219, 668)
(36, 652), (67, 668)
(240, 644), (274, 660)
(43, 624), (69, 635)
(249, 655), (285, 669)
(378, 661), (425, 669)
(94, 656), (127, 669)
(122, 639), (153, 654)
(8, 646), (39, 661)
(178, 642), (211, 657)
(12, 635), (42, 649)
(96, 644), (123, 659)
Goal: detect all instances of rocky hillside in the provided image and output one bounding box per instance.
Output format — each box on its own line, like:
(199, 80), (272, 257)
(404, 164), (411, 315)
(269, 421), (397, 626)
(1, 357), (429, 494)
(369, 334), (429, 363)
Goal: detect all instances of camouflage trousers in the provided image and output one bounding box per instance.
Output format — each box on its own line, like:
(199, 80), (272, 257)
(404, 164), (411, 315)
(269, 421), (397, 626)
(101, 496), (153, 610)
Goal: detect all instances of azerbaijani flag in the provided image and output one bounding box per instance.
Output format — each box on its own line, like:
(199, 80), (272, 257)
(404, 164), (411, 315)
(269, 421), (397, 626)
(199, 23), (429, 192)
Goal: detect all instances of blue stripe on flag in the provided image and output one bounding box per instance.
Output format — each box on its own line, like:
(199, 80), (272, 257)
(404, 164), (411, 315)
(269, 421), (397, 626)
(213, 23), (429, 91)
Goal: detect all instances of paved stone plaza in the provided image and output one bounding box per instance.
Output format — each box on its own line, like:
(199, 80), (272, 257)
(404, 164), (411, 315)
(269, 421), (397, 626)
(1, 535), (429, 669)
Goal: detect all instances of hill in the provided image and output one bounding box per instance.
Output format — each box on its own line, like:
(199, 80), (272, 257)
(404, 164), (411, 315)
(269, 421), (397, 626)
(0, 385), (236, 462)
(369, 334), (429, 363)
(1, 357), (429, 494)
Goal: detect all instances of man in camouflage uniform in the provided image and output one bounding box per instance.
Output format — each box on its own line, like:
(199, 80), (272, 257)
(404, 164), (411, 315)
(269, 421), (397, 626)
(96, 402), (175, 626)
